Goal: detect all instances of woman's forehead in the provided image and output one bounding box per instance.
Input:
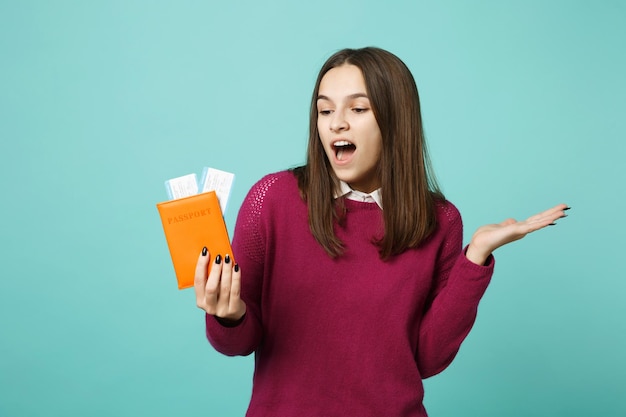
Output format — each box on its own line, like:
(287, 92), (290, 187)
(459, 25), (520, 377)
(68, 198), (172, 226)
(318, 65), (368, 100)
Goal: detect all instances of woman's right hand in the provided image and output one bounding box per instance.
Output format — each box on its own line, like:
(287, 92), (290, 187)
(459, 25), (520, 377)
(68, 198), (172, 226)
(194, 247), (246, 322)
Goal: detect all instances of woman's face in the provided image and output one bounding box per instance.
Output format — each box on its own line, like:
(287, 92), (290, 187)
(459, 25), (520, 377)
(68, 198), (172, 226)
(316, 64), (383, 194)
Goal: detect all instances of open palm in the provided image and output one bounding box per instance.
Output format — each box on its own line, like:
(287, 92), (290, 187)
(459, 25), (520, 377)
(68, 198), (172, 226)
(466, 204), (569, 265)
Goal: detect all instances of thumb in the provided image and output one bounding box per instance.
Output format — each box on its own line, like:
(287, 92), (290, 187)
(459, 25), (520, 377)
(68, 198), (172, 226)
(500, 218), (517, 226)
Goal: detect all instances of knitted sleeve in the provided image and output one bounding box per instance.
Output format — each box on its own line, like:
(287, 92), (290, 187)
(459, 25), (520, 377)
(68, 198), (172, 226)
(204, 174), (281, 356)
(416, 202), (495, 378)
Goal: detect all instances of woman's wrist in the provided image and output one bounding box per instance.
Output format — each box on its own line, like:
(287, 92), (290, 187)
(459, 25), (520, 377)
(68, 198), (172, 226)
(465, 243), (491, 266)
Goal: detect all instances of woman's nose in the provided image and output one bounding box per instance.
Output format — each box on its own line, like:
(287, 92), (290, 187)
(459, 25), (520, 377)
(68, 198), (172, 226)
(330, 111), (349, 132)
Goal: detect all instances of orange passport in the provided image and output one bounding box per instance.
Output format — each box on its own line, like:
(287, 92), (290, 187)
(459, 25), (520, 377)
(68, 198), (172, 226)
(156, 191), (233, 289)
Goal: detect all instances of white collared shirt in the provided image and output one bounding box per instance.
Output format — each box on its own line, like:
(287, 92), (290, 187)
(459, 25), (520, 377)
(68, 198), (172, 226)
(335, 181), (383, 210)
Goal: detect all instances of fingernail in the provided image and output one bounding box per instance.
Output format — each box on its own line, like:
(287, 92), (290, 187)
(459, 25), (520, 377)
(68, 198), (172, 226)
(225, 254), (231, 264)
(215, 254), (222, 264)
(202, 247), (207, 256)
(234, 263), (239, 273)
(548, 222), (557, 226)
(564, 207), (571, 211)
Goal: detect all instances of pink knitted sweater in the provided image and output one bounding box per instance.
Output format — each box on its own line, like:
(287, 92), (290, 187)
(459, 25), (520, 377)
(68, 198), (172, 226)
(205, 170), (494, 416)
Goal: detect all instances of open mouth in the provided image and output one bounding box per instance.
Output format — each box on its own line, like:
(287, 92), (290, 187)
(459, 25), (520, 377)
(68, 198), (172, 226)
(333, 140), (356, 161)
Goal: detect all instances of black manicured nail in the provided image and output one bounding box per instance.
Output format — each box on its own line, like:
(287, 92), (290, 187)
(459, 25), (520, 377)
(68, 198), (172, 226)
(234, 263), (239, 273)
(564, 207), (571, 211)
(202, 247), (207, 256)
(215, 254), (222, 264)
(548, 222), (557, 226)
(225, 254), (231, 264)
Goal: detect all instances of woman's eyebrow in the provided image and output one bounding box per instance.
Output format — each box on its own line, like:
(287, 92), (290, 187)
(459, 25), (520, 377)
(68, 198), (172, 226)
(317, 93), (369, 101)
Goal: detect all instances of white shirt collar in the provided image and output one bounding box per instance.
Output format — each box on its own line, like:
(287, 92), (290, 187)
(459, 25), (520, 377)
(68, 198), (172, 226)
(334, 181), (383, 210)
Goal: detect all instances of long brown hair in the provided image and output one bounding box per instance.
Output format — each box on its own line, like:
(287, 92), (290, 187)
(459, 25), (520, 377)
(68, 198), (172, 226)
(293, 47), (444, 259)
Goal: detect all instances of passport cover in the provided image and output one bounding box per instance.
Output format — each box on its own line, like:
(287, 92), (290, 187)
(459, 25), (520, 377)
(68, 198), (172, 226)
(156, 191), (233, 289)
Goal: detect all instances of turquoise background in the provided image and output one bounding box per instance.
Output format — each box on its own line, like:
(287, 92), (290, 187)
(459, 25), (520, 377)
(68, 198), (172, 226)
(1, 1), (624, 416)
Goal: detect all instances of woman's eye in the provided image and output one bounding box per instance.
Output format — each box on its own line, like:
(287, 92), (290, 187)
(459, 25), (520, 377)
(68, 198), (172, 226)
(319, 110), (332, 115)
(353, 107), (368, 113)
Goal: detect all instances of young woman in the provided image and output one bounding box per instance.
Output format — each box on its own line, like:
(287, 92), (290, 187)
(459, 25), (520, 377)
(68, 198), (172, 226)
(194, 47), (568, 416)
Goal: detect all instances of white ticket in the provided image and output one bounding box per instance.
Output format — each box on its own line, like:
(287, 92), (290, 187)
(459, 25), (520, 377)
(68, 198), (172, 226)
(164, 173), (199, 200)
(200, 167), (235, 214)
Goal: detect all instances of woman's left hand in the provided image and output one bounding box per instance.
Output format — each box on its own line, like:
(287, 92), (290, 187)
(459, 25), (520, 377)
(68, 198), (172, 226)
(465, 204), (569, 265)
